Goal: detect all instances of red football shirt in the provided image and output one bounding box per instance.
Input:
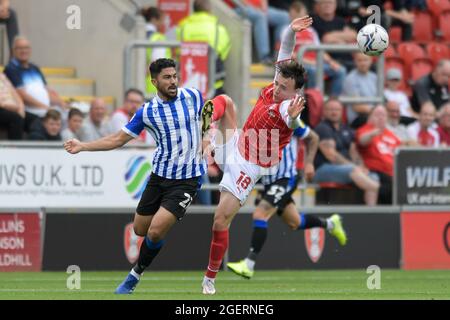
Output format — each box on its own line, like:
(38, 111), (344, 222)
(238, 83), (295, 168)
(356, 123), (401, 177)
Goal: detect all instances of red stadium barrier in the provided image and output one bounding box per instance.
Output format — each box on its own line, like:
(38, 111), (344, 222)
(401, 211), (450, 270)
(0, 212), (42, 272)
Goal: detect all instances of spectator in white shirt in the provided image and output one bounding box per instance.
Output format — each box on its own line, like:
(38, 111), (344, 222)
(407, 102), (440, 147)
(384, 68), (417, 119)
(61, 108), (83, 141)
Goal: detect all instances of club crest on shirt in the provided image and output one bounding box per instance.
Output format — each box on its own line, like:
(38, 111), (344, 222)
(185, 97), (193, 107)
(268, 104), (277, 118)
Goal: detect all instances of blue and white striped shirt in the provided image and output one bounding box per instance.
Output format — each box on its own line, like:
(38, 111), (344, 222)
(261, 121), (310, 185)
(123, 88), (206, 180)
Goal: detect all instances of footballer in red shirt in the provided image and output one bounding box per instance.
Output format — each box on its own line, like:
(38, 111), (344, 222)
(200, 16), (313, 295)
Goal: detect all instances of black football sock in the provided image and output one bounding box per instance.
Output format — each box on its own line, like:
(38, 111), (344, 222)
(133, 237), (164, 275)
(297, 213), (327, 230)
(246, 220), (268, 262)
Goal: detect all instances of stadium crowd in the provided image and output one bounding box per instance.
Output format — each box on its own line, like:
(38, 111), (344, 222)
(0, 0), (449, 206)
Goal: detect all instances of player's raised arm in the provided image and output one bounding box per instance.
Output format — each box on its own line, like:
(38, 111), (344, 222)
(64, 130), (134, 154)
(276, 15), (313, 64)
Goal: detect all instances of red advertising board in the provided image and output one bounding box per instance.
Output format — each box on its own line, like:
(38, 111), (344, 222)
(401, 212), (450, 270)
(158, 0), (190, 29)
(0, 213), (42, 271)
(180, 42), (209, 97)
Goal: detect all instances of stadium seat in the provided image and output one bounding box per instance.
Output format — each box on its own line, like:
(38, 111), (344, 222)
(304, 88), (323, 128)
(425, 42), (450, 66)
(412, 11), (434, 43)
(438, 10), (450, 42)
(427, 0), (450, 19)
(410, 58), (433, 82)
(389, 26), (402, 44)
(384, 45), (397, 59)
(315, 183), (364, 205)
(397, 42), (426, 79)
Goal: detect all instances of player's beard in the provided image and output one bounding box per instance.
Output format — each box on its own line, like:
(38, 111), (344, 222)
(158, 85), (178, 100)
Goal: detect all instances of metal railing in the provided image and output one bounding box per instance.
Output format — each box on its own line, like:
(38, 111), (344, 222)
(123, 40), (217, 99)
(297, 44), (385, 105)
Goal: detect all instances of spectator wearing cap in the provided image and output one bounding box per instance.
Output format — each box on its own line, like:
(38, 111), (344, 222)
(28, 109), (62, 141)
(385, 100), (416, 146)
(407, 102), (440, 147)
(61, 108), (84, 141)
(384, 68), (416, 120)
(437, 103), (450, 146)
(411, 59), (450, 114)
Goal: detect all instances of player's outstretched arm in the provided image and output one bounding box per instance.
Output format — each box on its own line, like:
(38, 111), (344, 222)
(276, 16), (313, 64)
(64, 130), (134, 154)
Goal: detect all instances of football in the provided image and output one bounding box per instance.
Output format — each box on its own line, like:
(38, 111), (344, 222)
(357, 23), (389, 56)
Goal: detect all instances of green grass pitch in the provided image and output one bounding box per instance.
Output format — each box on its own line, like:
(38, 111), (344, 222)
(0, 270), (449, 300)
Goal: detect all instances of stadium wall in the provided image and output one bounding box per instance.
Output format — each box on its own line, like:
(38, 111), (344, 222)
(40, 207), (401, 271)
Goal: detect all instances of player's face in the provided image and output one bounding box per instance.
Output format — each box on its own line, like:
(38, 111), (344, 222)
(273, 74), (297, 103)
(153, 67), (178, 100)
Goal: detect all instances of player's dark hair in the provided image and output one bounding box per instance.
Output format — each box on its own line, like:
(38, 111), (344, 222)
(125, 88), (144, 100)
(149, 58), (177, 79)
(141, 7), (162, 23)
(277, 60), (306, 90)
(68, 108), (84, 120)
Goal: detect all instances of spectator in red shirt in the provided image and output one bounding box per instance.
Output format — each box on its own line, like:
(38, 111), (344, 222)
(356, 105), (402, 204)
(437, 103), (450, 146)
(289, 1), (346, 96)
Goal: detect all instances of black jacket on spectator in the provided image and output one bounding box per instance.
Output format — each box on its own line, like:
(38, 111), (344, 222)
(28, 119), (61, 141)
(411, 74), (450, 113)
(311, 14), (354, 69)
